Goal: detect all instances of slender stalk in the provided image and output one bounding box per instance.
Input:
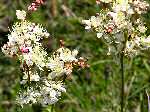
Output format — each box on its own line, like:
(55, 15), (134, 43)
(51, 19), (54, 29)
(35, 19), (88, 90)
(120, 29), (128, 112)
(27, 66), (30, 86)
(43, 105), (54, 112)
(120, 52), (124, 112)
(51, 0), (57, 17)
(51, 104), (54, 112)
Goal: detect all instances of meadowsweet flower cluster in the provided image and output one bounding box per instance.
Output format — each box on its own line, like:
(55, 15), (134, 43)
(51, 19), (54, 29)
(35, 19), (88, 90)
(2, 10), (49, 69)
(17, 80), (66, 106)
(2, 10), (88, 107)
(82, 0), (150, 56)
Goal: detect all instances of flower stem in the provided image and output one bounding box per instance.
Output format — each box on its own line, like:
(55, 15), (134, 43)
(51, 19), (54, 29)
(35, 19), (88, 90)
(51, 105), (54, 112)
(27, 66), (30, 86)
(120, 52), (124, 112)
(51, 0), (57, 17)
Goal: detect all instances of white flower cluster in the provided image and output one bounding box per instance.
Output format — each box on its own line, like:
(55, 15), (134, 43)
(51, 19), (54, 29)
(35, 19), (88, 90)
(82, 0), (150, 56)
(129, 0), (149, 14)
(17, 80), (66, 107)
(47, 47), (80, 79)
(2, 11), (49, 68)
(2, 10), (88, 106)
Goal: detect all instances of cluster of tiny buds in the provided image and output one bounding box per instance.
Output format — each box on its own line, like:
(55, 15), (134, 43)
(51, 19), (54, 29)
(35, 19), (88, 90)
(59, 40), (89, 70)
(59, 40), (89, 68)
(106, 23), (115, 33)
(28, 0), (45, 11)
(94, 13), (114, 33)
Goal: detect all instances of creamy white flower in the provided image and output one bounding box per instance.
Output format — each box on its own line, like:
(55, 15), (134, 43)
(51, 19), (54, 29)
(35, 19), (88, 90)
(138, 25), (147, 33)
(32, 46), (48, 70)
(97, 32), (103, 38)
(82, 20), (91, 29)
(22, 71), (40, 82)
(30, 74), (40, 81)
(3, 10), (86, 107)
(47, 58), (65, 78)
(17, 80), (66, 106)
(56, 47), (78, 62)
(50, 90), (57, 97)
(141, 36), (150, 47)
(72, 49), (78, 56)
(16, 88), (41, 106)
(131, 0), (149, 14)
(52, 83), (66, 92)
(16, 10), (26, 20)
(83, 0), (150, 56)
(107, 12), (118, 20)
(90, 16), (101, 28)
(127, 8), (134, 14)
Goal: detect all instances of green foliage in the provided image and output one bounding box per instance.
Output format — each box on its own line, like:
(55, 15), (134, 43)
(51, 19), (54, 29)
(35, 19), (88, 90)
(0, 0), (150, 112)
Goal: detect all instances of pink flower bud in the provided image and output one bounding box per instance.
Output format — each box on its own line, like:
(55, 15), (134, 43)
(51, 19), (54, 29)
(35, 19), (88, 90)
(36, 0), (44, 4)
(28, 3), (38, 11)
(21, 47), (29, 53)
(106, 28), (113, 33)
(96, 0), (101, 4)
(28, 0), (45, 11)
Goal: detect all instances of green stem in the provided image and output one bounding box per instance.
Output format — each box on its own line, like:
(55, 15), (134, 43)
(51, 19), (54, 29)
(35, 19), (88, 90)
(27, 66), (30, 86)
(120, 52), (124, 112)
(51, 105), (54, 112)
(120, 29), (128, 112)
(42, 105), (55, 112)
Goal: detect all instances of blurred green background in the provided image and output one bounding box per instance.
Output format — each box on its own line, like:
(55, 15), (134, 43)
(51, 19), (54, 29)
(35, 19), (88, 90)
(0, 0), (150, 112)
